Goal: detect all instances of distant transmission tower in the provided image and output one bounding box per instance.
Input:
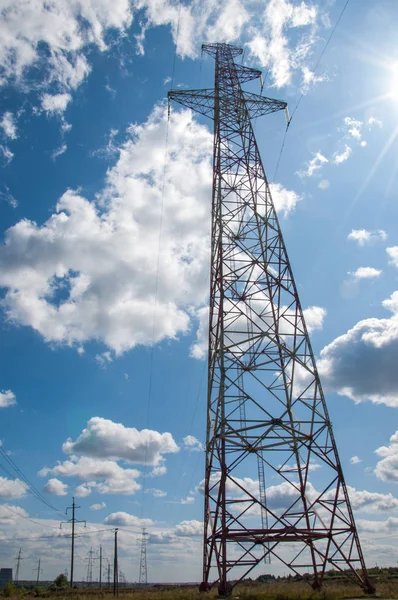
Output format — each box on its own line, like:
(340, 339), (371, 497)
(138, 528), (148, 585)
(169, 42), (374, 597)
(86, 547), (95, 585)
(14, 548), (23, 582)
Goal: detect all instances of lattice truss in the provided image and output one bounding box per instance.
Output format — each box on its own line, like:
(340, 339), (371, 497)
(169, 43), (373, 596)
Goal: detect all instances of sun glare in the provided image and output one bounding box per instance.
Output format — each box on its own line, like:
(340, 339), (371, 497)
(388, 62), (398, 99)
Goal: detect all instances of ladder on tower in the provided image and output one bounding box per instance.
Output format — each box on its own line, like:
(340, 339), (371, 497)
(257, 451), (271, 564)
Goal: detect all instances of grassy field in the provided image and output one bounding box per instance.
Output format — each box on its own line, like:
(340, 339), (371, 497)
(8, 578), (398, 600)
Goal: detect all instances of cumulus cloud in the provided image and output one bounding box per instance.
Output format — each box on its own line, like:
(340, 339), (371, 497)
(347, 486), (398, 513)
(182, 435), (203, 452)
(104, 512), (153, 527)
(0, 390), (16, 408)
(62, 417), (179, 466)
(44, 478), (68, 496)
(39, 456), (141, 495)
(0, 112), (17, 139)
(350, 456), (362, 465)
(0, 1), (131, 91)
(297, 151), (328, 177)
(269, 183), (301, 217)
(0, 106), (212, 354)
(318, 291), (398, 406)
(175, 519), (203, 536)
(189, 306), (209, 360)
(303, 306), (326, 333)
(387, 246), (398, 268)
(349, 267), (382, 280)
(41, 93), (72, 114)
(90, 502), (106, 510)
(348, 229), (387, 246)
(0, 476), (28, 499)
(358, 516), (398, 534)
(375, 432), (398, 483)
(75, 483), (92, 497)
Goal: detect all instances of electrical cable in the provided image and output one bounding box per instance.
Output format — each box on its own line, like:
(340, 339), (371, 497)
(272, 0), (351, 182)
(140, 0), (182, 515)
(0, 445), (65, 518)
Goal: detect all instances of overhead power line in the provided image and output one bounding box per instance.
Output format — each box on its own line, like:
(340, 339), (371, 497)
(273, 0), (351, 181)
(0, 445), (64, 518)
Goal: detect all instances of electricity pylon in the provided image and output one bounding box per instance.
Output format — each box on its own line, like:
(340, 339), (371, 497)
(138, 528), (148, 585)
(169, 42), (374, 597)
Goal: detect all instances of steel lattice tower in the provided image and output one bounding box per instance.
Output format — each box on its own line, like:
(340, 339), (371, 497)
(169, 43), (374, 597)
(139, 528), (148, 585)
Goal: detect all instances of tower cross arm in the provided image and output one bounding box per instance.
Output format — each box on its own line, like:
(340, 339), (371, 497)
(168, 88), (215, 119)
(243, 91), (287, 119)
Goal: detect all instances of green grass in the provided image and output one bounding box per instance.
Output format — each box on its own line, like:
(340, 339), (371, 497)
(8, 578), (398, 600)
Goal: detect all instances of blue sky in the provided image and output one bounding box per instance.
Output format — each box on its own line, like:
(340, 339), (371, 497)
(1, 0), (398, 585)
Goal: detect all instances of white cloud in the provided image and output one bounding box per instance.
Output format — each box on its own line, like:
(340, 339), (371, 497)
(347, 486), (398, 513)
(344, 116), (362, 140)
(62, 417), (179, 466)
(0, 390), (16, 408)
(181, 495), (195, 504)
(301, 66), (326, 92)
(375, 432), (398, 483)
(348, 229), (387, 246)
(349, 267), (382, 280)
(189, 306), (209, 360)
(340, 116), (381, 150)
(247, 0), (318, 88)
(297, 151), (328, 177)
(149, 465), (167, 477)
(90, 502), (106, 510)
(333, 144), (352, 165)
(39, 456), (141, 495)
(0, 476), (27, 499)
(0, 106), (213, 354)
(269, 182), (301, 217)
(0, 112), (17, 139)
(368, 117), (382, 128)
(44, 478), (68, 496)
(0, 145), (14, 166)
(0, 504), (28, 521)
(387, 246), (398, 268)
(146, 488), (167, 498)
(75, 483), (92, 497)
(318, 179), (329, 190)
(95, 351), (113, 368)
(174, 519), (202, 536)
(51, 144), (67, 161)
(0, 1), (132, 90)
(41, 93), (72, 114)
(303, 306), (326, 333)
(0, 186), (18, 208)
(318, 291), (398, 407)
(182, 435), (203, 452)
(104, 512), (153, 527)
(358, 517), (398, 534)
(350, 456), (362, 465)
